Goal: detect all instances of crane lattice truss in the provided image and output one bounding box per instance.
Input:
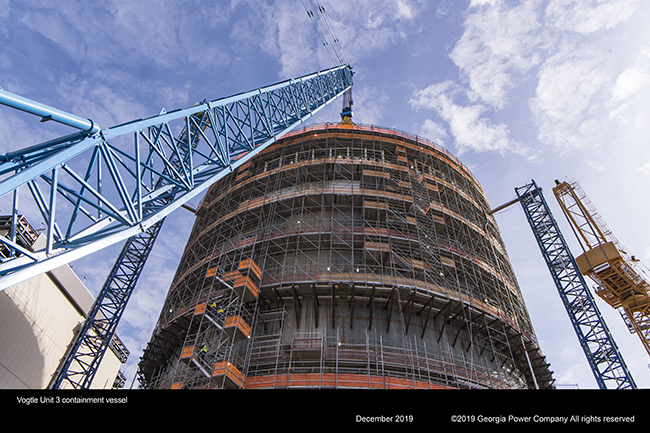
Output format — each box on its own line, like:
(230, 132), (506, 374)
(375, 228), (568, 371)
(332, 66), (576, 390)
(0, 64), (353, 389)
(553, 180), (650, 357)
(516, 181), (635, 389)
(0, 65), (353, 291)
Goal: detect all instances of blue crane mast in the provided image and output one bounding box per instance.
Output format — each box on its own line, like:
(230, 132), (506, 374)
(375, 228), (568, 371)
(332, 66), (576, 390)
(514, 180), (635, 389)
(0, 64), (353, 389)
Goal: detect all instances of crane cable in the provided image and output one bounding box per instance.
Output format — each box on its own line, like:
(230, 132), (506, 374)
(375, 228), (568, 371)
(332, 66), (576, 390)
(301, 0), (353, 121)
(301, 0), (347, 66)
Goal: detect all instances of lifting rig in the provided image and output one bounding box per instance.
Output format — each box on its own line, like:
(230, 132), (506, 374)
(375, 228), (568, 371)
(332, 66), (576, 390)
(492, 180), (635, 389)
(553, 179), (650, 357)
(0, 64), (353, 389)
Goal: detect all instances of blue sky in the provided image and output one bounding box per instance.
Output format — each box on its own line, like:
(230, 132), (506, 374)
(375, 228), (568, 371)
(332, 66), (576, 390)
(1, 0), (649, 389)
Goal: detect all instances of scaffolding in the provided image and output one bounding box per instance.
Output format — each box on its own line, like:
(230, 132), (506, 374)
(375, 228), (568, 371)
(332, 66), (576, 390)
(138, 123), (554, 389)
(243, 325), (529, 389)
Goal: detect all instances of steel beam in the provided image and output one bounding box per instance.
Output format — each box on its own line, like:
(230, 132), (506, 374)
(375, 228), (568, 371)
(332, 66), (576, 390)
(0, 87), (100, 134)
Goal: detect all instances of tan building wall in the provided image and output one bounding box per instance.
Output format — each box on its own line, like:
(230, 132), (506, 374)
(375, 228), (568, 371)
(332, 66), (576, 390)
(0, 223), (127, 389)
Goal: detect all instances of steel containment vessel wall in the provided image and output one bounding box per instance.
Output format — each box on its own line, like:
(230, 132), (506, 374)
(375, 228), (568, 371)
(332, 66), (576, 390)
(138, 123), (554, 390)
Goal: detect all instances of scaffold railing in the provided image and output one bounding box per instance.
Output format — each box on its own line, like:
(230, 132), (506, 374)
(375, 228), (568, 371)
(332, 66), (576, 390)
(241, 327), (525, 389)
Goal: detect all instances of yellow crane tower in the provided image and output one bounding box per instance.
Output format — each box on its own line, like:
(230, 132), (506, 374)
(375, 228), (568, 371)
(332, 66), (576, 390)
(553, 179), (650, 357)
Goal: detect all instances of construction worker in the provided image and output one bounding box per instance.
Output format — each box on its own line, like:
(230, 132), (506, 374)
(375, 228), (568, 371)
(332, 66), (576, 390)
(198, 344), (208, 363)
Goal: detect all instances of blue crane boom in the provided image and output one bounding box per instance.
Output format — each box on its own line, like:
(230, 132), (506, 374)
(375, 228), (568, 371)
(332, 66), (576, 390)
(0, 64), (353, 388)
(0, 65), (353, 291)
(515, 180), (635, 389)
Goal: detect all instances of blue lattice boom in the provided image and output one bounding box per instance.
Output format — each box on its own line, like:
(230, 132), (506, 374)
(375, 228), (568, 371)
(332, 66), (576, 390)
(0, 65), (353, 292)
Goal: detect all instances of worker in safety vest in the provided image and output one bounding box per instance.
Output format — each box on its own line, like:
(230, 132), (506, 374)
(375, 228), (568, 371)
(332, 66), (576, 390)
(199, 344), (208, 362)
(207, 301), (220, 318)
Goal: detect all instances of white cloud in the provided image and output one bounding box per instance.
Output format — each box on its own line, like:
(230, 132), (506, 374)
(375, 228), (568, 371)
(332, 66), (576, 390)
(607, 48), (650, 134)
(611, 48), (650, 102)
(351, 86), (389, 125)
(17, 0), (234, 72)
(393, 0), (419, 19)
(409, 0), (543, 157)
(585, 159), (608, 173)
(410, 80), (526, 155)
(20, 9), (87, 60)
(0, 0), (9, 21)
(470, 0), (499, 6)
(639, 162), (650, 176)
(0, 52), (10, 70)
(545, 0), (639, 34)
(529, 44), (612, 152)
(248, 0), (427, 78)
(0, 109), (67, 155)
(451, 0), (543, 109)
(529, 1), (649, 154)
(419, 118), (448, 145)
(411, 0), (648, 160)
(435, 0), (454, 17)
(107, 1), (234, 71)
(311, 0), (426, 63)
(258, 1), (324, 78)
(51, 76), (149, 127)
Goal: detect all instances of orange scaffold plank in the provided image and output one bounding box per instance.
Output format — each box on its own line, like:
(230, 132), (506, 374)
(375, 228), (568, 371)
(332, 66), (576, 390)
(243, 373), (453, 389)
(212, 362), (245, 389)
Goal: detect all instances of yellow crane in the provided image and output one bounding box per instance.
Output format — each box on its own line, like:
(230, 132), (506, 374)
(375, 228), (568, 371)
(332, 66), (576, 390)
(553, 179), (650, 357)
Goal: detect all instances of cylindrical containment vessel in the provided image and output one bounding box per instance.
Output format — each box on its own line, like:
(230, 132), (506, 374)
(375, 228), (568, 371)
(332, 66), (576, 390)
(139, 123), (554, 390)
